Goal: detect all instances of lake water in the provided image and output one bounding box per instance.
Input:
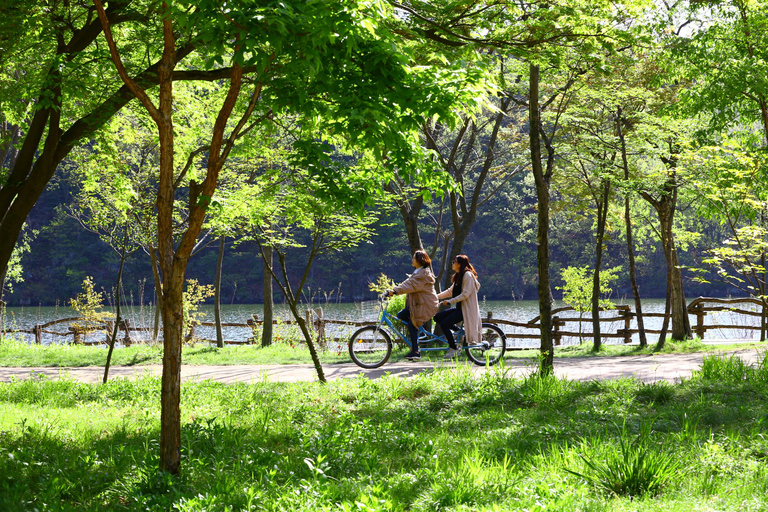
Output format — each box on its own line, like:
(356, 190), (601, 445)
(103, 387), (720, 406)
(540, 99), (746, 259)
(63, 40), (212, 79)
(2, 298), (764, 348)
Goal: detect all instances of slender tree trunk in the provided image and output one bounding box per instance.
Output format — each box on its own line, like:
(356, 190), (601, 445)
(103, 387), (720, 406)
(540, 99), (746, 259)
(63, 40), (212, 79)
(95, 0), (248, 475)
(104, 224), (129, 383)
(625, 198), (647, 348)
(529, 64), (554, 375)
(591, 180), (610, 351)
(262, 245), (274, 347)
(616, 106), (647, 347)
(658, 277), (671, 349)
(214, 236), (225, 348)
(273, 249), (326, 382)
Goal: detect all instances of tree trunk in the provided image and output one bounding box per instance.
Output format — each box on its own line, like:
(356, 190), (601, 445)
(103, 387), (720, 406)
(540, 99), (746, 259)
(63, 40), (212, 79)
(529, 64), (554, 375)
(616, 106), (647, 347)
(149, 246), (163, 343)
(640, 152), (691, 344)
(625, 198), (647, 348)
(104, 224), (129, 383)
(262, 245), (274, 347)
(591, 180), (610, 352)
(159, 271), (184, 475)
(658, 277), (671, 349)
(398, 197), (425, 255)
(214, 236), (225, 348)
(659, 208), (692, 341)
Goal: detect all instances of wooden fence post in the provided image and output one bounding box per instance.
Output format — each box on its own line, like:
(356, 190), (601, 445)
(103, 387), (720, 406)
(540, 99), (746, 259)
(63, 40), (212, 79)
(693, 303), (706, 340)
(34, 324), (43, 344)
(122, 319), (133, 346)
(305, 309), (313, 337)
(70, 326), (81, 344)
(247, 314), (259, 344)
(553, 316), (562, 346)
(314, 307), (325, 347)
(622, 307), (632, 344)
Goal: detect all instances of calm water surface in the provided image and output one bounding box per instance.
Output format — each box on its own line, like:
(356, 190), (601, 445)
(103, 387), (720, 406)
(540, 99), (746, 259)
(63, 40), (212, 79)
(2, 299), (763, 348)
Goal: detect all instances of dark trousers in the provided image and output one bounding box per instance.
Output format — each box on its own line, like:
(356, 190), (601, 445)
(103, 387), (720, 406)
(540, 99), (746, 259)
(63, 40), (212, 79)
(397, 308), (431, 351)
(434, 307), (463, 349)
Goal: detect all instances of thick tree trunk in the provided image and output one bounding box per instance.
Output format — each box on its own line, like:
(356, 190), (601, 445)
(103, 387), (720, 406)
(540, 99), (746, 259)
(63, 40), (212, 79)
(149, 246), (163, 343)
(262, 245), (274, 347)
(659, 208), (691, 341)
(591, 180), (610, 351)
(159, 271), (184, 475)
(104, 225), (129, 383)
(529, 64), (554, 375)
(398, 197), (425, 255)
(214, 236), (225, 348)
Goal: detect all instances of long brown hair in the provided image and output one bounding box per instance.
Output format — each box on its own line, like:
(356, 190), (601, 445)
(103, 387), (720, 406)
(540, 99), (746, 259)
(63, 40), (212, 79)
(451, 254), (477, 283)
(413, 250), (432, 268)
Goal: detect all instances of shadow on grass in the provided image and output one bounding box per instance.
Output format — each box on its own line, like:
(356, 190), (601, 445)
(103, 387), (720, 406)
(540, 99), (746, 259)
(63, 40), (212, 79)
(3, 362), (768, 510)
(124, 353), (156, 366)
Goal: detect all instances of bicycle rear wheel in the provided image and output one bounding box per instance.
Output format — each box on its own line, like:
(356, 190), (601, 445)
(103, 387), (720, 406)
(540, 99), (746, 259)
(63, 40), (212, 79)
(349, 326), (393, 369)
(465, 323), (506, 366)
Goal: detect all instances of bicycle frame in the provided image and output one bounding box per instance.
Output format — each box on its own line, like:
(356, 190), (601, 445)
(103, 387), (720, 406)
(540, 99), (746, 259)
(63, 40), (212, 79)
(375, 299), (465, 352)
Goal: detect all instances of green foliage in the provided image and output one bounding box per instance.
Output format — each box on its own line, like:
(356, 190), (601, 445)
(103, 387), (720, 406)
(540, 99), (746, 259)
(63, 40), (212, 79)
(557, 266), (620, 314)
(692, 352), (768, 384)
(182, 280), (215, 340)
(69, 276), (112, 330)
(685, 139), (768, 299)
(367, 273), (406, 331)
(3, 228), (34, 295)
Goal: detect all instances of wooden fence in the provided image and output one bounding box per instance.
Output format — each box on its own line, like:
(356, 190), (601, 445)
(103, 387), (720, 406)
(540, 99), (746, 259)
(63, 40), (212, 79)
(2, 297), (766, 346)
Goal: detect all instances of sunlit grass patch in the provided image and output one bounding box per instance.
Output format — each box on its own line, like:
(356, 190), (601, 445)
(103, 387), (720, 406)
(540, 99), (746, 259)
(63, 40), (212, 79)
(3, 365), (768, 510)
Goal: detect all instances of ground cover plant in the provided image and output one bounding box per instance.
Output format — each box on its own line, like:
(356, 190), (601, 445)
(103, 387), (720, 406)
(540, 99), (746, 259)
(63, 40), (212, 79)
(2, 353), (768, 510)
(1, 334), (763, 368)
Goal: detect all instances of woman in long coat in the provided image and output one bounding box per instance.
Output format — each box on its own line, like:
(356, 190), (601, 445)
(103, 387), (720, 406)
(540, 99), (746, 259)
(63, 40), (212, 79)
(436, 255), (482, 359)
(387, 250), (439, 360)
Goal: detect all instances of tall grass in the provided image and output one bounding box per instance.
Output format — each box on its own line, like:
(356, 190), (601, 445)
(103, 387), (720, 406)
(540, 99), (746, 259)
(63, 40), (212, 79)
(3, 363), (768, 510)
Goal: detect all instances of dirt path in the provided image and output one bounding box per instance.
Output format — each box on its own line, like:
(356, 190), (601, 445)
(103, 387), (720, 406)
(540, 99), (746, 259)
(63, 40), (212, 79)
(0, 348), (762, 385)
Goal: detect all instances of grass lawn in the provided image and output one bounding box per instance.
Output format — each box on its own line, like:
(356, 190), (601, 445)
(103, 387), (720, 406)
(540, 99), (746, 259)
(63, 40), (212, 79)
(2, 353), (768, 510)
(0, 333), (764, 368)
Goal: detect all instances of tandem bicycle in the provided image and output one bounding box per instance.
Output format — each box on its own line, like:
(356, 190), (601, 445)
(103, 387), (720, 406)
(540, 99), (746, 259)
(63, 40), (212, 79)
(347, 296), (506, 369)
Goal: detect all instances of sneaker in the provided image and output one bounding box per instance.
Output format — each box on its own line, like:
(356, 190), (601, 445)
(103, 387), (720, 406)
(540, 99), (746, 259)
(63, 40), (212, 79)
(405, 350), (421, 361)
(443, 348), (460, 359)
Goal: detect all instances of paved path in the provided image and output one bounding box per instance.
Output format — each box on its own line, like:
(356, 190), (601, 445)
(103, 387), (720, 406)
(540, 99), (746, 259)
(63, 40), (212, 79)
(0, 348), (763, 385)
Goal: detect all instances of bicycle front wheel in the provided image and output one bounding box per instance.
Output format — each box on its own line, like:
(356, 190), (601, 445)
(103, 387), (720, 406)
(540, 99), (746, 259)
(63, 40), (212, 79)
(465, 323), (506, 366)
(349, 326), (393, 369)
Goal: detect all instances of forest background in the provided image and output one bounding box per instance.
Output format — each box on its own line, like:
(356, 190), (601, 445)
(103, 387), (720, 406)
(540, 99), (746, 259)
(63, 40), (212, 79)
(1, 162), (729, 308)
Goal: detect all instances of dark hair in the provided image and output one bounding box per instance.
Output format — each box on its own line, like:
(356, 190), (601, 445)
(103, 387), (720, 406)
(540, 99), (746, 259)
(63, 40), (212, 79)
(451, 254), (477, 284)
(413, 250), (432, 268)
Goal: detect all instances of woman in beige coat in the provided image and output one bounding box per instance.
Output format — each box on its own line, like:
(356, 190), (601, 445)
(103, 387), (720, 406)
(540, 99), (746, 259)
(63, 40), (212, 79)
(436, 255), (481, 359)
(386, 250), (439, 360)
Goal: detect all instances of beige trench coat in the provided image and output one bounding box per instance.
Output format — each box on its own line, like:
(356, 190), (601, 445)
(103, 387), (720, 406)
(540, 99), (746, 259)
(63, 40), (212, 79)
(393, 267), (439, 328)
(438, 272), (482, 344)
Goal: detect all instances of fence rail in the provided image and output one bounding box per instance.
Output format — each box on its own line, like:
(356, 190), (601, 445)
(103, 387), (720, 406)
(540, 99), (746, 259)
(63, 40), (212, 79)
(2, 297), (766, 347)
